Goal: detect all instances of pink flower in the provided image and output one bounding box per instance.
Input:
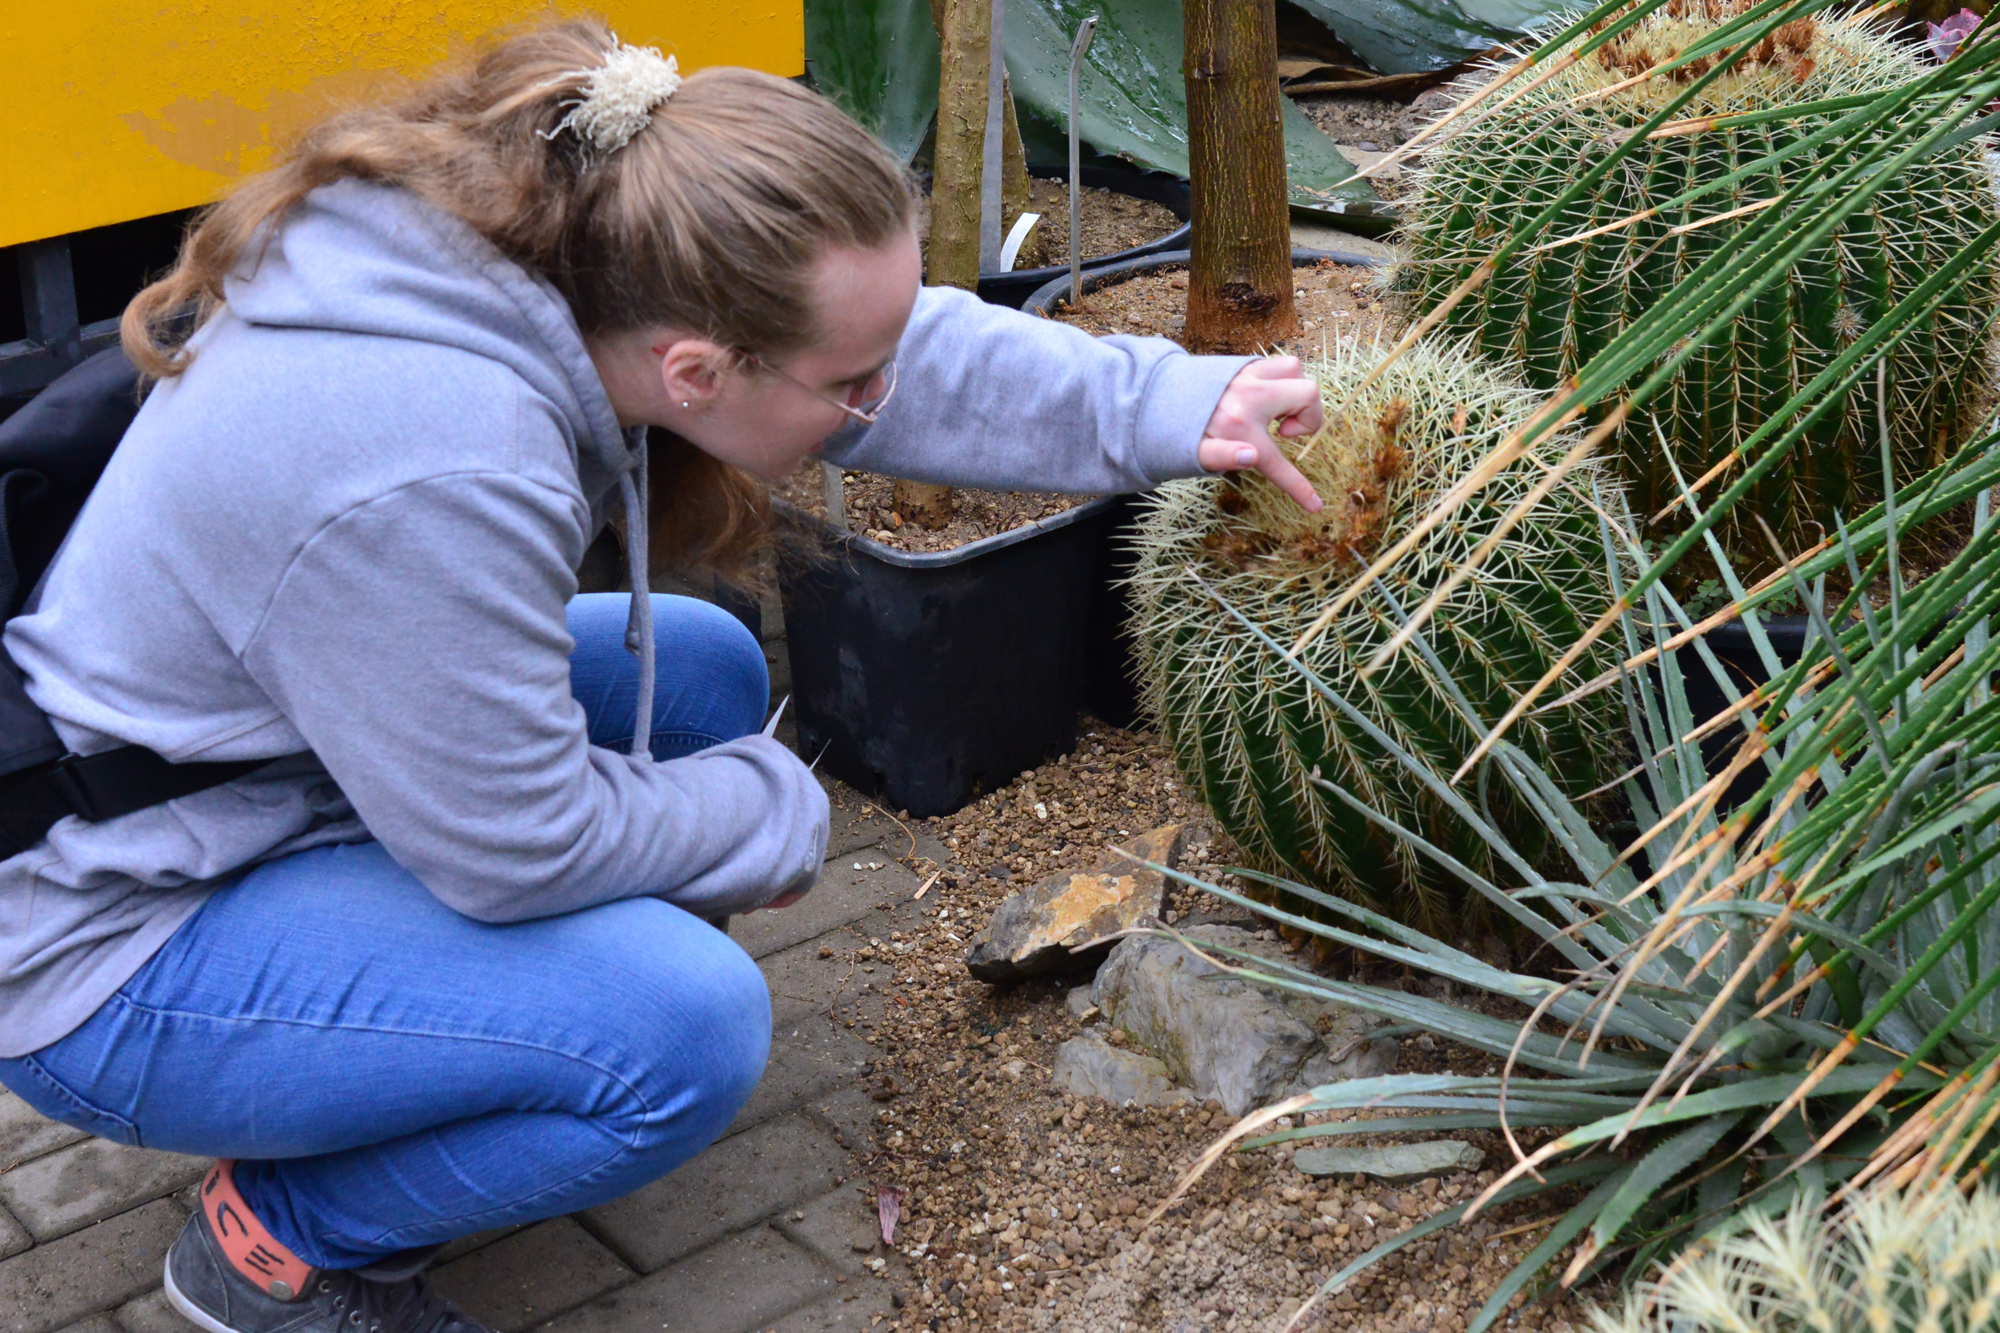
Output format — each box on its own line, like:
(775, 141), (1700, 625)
(1929, 8), (1984, 63)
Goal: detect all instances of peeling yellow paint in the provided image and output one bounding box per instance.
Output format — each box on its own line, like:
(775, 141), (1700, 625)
(4, 2), (804, 247)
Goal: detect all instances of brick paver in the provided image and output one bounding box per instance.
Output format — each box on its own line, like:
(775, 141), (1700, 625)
(0, 1141), (204, 1243)
(538, 1228), (839, 1333)
(0, 1095), (87, 1169)
(584, 1115), (849, 1273)
(0, 1197), (186, 1333)
(0, 608), (926, 1333)
(429, 1219), (634, 1329)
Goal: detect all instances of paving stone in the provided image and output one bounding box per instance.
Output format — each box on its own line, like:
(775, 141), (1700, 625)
(733, 1013), (879, 1136)
(584, 1115), (849, 1273)
(0, 1197), (187, 1333)
(760, 1284), (893, 1332)
(0, 1093), (88, 1168)
(760, 937), (851, 1027)
(534, 1227), (836, 1333)
(732, 860), (920, 961)
(0, 1140), (207, 1242)
(433, 1223), (532, 1266)
(801, 1088), (878, 1155)
(773, 1187), (881, 1275)
(821, 789), (897, 860)
(113, 1290), (192, 1333)
(429, 1218), (633, 1331)
(48, 1317), (120, 1333)
(0, 1206), (27, 1260)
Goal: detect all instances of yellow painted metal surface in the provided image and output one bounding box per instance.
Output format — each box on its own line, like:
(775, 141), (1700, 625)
(1, 2), (805, 248)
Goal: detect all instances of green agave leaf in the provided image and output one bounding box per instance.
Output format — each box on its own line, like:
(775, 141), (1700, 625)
(1586, 1113), (1741, 1251)
(1002, 0), (1387, 226)
(1468, 1168), (1634, 1333)
(804, 0), (941, 163)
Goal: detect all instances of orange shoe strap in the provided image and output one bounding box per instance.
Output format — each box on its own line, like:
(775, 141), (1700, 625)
(201, 1160), (315, 1301)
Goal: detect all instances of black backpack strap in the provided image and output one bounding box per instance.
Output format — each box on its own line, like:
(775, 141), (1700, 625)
(0, 749), (270, 859)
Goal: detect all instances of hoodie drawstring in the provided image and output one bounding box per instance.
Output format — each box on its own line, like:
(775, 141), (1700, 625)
(618, 430), (656, 756)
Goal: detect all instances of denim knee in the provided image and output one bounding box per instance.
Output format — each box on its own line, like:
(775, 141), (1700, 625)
(659, 597), (769, 744)
(596, 908), (772, 1153)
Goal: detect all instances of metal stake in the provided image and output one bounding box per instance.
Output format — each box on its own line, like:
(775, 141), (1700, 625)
(978, 0), (1007, 273)
(821, 460), (849, 532)
(1068, 16), (1098, 309)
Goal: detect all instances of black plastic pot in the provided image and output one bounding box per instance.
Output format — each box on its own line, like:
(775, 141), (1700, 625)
(1028, 248), (1390, 728)
(1671, 616), (1813, 809)
(777, 496), (1127, 817)
(971, 167), (1192, 310)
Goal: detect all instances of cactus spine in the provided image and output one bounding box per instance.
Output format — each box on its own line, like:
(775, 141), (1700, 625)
(1399, 1), (2000, 560)
(1128, 340), (1621, 928)
(1593, 1185), (2000, 1333)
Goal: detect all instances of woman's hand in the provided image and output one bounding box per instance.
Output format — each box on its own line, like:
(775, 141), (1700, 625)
(1194, 356), (1325, 512)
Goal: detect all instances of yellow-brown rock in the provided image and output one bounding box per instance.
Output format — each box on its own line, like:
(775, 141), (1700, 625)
(963, 824), (1185, 982)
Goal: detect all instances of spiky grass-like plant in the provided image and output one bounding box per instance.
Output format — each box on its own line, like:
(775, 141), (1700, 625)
(1592, 1185), (2000, 1332)
(1137, 428), (2000, 1332)
(1398, 0), (2000, 564)
(1126, 339), (1622, 929)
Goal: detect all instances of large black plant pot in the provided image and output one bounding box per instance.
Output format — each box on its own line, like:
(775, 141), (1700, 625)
(970, 167), (1191, 310)
(777, 497), (1127, 817)
(1675, 615), (1814, 809)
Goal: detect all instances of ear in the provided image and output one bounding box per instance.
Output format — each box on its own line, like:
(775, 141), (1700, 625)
(652, 337), (735, 407)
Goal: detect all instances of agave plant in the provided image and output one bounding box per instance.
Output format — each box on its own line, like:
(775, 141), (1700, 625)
(1126, 340), (1623, 930)
(1397, 0), (2000, 565)
(1137, 421), (2000, 1330)
(1592, 1183), (2000, 1332)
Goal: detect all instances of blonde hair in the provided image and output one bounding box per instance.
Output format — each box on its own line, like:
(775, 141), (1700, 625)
(122, 18), (915, 580)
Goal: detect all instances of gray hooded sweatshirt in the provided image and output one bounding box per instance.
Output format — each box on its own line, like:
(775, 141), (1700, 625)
(0, 180), (1247, 1057)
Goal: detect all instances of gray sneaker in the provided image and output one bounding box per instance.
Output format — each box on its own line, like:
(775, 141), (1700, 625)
(163, 1163), (490, 1333)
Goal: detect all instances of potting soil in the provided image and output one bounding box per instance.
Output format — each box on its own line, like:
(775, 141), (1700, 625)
(836, 721), (1598, 1332)
(1050, 262), (1399, 358)
(915, 179), (1180, 273)
(776, 463), (1090, 554)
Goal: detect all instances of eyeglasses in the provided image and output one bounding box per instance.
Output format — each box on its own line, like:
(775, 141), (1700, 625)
(748, 353), (899, 426)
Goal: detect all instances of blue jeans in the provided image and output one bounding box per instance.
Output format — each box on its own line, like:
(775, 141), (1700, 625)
(0, 594), (775, 1270)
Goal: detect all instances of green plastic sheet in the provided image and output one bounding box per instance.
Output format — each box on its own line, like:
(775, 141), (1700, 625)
(804, 0), (1389, 227)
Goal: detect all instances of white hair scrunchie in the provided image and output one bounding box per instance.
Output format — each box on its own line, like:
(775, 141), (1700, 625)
(544, 40), (682, 155)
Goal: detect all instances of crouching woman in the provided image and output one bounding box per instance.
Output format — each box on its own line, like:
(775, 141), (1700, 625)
(0, 20), (1322, 1333)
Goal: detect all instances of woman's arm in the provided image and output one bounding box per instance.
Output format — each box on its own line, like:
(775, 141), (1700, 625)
(818, 285), (1249, 495)
(238, 472), (827, 924)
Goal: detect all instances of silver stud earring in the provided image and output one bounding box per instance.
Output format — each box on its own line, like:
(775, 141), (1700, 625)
(681, 400), (691, 409)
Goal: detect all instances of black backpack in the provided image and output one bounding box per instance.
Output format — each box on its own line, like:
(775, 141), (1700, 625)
(0, 347), (265, 856)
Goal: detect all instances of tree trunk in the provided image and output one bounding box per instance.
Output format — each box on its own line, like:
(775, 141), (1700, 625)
(929, 0), (1031, 289)
(893, 479), (957, 529)
(1182, 0), (1298, 353)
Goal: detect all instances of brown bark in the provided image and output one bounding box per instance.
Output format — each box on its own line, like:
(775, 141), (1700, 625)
(1182, 0), (1298, 352)
(929, 0), (990, 290)
(928, 0), (1031, 290)
(893, 479), (957, 529)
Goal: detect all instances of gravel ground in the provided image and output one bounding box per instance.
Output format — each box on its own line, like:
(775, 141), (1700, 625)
(1050, 262), (1398, 358)
(838, 723), (1596, 1333)
(917, 179), (1183, 274)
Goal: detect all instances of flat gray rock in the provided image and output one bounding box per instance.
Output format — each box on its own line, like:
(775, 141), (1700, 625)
(1292, 1140), (1486, 1182)
(1091, 926), (1397, 1116)
(964, 824), (1185, 982)
(1051, 1032), (1190, 1108)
